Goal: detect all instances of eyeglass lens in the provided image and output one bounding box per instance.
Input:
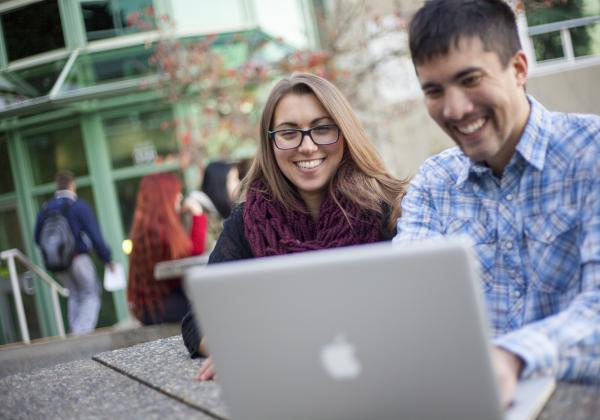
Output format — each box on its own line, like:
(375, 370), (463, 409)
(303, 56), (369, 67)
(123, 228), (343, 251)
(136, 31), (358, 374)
(273, 125), (339, 149)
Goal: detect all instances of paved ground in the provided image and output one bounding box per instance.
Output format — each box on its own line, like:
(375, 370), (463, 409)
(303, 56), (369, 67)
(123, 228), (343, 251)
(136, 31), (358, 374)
(0, 331), (226, 419)
(0, 359), (212, 419)
(2, 327), (599, 419)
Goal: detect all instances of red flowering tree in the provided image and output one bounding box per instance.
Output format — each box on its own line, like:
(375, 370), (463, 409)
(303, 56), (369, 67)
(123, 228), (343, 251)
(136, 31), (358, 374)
(128, 0), (582, 181)
(127, 2), (415, 175)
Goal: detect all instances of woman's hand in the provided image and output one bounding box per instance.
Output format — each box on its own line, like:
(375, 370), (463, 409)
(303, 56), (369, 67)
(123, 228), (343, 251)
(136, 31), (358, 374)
(195, 356), (217, 381)
(182, 197), (203, 216)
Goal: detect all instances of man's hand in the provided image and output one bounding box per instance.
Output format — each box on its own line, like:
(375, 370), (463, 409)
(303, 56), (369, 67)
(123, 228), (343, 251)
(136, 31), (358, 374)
(491, 347), (524, 407)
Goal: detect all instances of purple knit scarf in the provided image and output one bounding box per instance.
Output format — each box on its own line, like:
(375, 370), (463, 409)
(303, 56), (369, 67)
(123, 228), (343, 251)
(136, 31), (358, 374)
(243, 180), (382, 257)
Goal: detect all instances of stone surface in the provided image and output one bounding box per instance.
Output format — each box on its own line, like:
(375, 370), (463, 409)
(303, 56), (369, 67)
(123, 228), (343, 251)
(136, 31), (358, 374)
(0, 323), (180, 379)
(93, 335), (229, 419)
(0, 359), (214, 419)
(538, 382), (600, 420)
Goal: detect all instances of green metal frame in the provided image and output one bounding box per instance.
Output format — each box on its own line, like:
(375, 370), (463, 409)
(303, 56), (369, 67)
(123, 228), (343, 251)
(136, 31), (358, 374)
(0, 19), (7, 69)
(59, 0), (87, 49)
(80, 113), (129, 322)
(8, 131), (57, 337)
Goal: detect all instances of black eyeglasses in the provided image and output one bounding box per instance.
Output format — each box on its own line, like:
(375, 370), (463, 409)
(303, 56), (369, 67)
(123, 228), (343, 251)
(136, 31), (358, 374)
(268, 124), (340, 150)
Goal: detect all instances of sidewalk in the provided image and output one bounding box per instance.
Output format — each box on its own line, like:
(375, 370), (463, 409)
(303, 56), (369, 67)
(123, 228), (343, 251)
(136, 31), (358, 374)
(0, 335), (226, 419)
(2, 332), (600, 419)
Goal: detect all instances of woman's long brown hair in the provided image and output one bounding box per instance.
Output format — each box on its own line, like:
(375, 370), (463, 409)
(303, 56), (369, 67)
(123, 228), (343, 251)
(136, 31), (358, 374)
(238, 72), (407, 233)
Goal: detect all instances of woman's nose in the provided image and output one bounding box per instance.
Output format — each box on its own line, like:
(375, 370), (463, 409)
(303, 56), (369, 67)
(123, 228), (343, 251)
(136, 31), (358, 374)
(297, 132), (319, 153)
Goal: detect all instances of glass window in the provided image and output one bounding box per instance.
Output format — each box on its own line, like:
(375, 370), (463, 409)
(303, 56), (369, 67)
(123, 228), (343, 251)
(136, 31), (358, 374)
(1, 0), (65, 62)
(254, 0), (310, 48)
(61, 46), (154, 92)
(0, 207), (23, 253)
(11, 59), (68, 97)
(24, 124), (88, 186)
(170, 0), (310, 48)
(171, 0), (247, 33)
(526, 1), (600, 61)
(81, 0), (155, 42)
(531, 32), (565, 62)
(103, 109), (178, 169)
(0, 139), (14, 195)
(115, 176), (141, 236)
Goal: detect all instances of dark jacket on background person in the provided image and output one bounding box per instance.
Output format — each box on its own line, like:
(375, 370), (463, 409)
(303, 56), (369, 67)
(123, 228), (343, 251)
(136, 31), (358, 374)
(34, 190), (112, 264)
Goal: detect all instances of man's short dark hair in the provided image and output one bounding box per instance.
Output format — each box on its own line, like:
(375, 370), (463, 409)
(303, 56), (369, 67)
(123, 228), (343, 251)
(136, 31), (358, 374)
(55, 170), (75, 190)
(409, 0), (521, 67)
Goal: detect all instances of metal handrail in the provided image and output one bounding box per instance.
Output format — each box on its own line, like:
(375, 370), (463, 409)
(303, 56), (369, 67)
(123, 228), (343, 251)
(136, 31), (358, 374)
(0, 248), (68, 344)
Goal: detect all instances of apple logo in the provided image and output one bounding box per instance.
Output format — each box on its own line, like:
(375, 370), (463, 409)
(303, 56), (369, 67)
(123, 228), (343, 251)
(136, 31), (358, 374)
(320, 334), (362, 380)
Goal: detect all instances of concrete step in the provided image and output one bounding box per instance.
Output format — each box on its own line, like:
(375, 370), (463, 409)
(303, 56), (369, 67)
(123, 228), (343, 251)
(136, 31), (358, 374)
(0, 322), (181, 379)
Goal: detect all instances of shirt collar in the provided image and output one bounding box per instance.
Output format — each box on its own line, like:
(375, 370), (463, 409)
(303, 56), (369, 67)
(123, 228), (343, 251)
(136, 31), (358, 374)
(515, 96), (548, 172)
(55, 190), (77, 200)
(455, 95), (548, 187)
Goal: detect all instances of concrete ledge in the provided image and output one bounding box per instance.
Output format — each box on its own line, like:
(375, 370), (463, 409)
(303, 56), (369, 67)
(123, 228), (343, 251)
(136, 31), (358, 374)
(93, 335), (229, 419)
(0, 359), (213, 419)
(0, 324), (180, 379)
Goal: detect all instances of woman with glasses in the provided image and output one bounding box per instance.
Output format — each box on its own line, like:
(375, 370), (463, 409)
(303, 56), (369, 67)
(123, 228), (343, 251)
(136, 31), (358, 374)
(182, 72), (407, 380)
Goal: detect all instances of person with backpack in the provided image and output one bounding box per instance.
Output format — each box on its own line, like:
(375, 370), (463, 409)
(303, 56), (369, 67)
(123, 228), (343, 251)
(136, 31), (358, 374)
(34, 170), (113, 335)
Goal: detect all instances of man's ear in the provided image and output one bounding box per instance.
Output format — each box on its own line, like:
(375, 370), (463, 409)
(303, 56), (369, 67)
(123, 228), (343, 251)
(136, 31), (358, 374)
(511, 50), (528, 87)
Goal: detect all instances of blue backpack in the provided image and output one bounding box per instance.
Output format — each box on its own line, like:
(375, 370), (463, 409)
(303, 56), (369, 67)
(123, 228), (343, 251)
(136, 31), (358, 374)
(39, 201), (76, 272)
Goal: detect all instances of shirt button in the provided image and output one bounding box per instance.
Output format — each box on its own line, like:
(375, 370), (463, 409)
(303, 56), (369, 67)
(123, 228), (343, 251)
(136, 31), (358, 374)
(505, 241), (514, 250)
(506, 194), (513, 201)
(514, 290), (522, 298)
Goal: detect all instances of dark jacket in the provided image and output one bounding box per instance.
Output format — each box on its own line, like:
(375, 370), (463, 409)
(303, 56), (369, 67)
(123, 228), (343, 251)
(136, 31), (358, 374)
(34, 190), (112, 264)
(181, 202), (394, 358)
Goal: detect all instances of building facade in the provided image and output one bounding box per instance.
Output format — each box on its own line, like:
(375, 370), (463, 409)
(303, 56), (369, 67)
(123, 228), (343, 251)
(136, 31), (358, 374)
(0, 0), (318, 344)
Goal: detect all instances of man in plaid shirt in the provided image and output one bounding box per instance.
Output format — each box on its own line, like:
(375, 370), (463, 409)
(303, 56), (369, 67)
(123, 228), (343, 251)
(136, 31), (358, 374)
(394, 0), (600, 406)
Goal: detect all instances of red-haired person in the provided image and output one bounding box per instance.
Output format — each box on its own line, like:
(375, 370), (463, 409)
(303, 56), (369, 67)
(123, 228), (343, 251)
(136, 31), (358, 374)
(127, 172), (206, 325)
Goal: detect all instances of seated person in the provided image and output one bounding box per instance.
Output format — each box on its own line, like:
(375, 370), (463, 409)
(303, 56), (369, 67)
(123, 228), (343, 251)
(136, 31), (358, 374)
(189, 160), (241, 250)
(128, 173), (205, 325)
(182, 72), (407, 380)
(394, 0), (600, 406)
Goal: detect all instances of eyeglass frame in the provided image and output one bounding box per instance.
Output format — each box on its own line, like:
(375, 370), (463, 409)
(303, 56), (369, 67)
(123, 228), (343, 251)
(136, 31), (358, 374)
(267, 124), (341, 150)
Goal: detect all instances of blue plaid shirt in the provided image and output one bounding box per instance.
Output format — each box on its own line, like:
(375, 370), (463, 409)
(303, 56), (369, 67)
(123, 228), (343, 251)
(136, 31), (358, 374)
(394, 97), (600, 382)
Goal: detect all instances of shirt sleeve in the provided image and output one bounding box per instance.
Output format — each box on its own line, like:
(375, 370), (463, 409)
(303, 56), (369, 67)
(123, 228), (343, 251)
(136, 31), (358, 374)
(190, 213), (208, 256)
(495, 171), (600, 382)
(393, 165), (445, 244)
(181, 309), (203, 358)
(77, 200), (112, 263)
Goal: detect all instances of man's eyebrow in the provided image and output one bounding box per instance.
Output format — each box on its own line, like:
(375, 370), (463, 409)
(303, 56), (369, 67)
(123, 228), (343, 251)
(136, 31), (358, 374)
(420, 66), (483, 90)
(453, 67), (482, 80)
(420, 81), (440, 91)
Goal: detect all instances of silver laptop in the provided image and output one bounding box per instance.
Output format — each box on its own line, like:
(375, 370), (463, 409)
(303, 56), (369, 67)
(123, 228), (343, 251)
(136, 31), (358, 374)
(185, 238), (555, 420)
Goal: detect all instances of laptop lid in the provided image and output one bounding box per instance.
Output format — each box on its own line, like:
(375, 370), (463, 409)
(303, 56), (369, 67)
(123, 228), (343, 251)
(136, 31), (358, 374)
(185, 239), (543, 420)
